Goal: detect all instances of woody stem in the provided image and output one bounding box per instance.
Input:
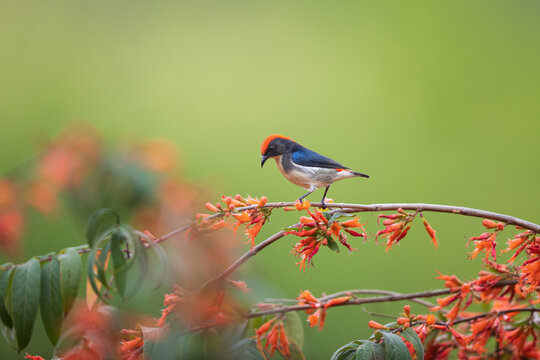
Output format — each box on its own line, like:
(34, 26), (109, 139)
(245, 280), (520, 319)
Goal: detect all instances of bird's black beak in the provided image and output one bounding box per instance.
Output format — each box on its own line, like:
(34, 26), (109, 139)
(261, 155), (269, 168)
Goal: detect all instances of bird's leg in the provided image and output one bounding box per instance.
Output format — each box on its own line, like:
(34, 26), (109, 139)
(298, 185), (317, 203)
(320, 185), (331, 209)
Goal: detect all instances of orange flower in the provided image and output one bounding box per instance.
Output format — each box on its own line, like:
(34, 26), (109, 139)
(481, 219), (498, 229)
(341, 217), (364, 228)
(445, 301), (461, 323)
(377, 213), (403, 225)
(255, 318), (276, 338)
(431, 294), (460, 311)
(294, 199), (311, 210)
(209, 220), (229, 230)
(330, 222), (341, 236)
(257, 196), (268, 208)
(232, 210), (251, 222)
(0, 209), (24, 254)
(266, 325), (279, 356)
(222, 196), (245, 209)
(426, 314), (436, 325)
(469, 233), (497, 261)
(423, 218), (438, 249)
(119, 336), (143, 354)
(292, 237), (321, 271)
(25, 354), (45, 360)
(307, 308), (322, 328)
(254, 320), (290, 358)
(450, 328), (470, 348)
(397, 317), (409, 325)
(518, 257), (540, 294)
(245, 220), (264, 250)
(323, 296), (351, 309)
(403, 305), (411, 317)
(278, 323), (290, 357)
(368, 320), (388, 330)
(228, 280), (251, 293)
(297, 290), (319, 304)
(435, 272), (463, 291)
(205, 202), (219, 212)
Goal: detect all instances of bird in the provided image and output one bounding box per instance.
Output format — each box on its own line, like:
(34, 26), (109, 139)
(260, 135), (369, 208)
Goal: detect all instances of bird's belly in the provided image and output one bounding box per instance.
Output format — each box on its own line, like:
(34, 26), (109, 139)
(274, 156), (340, 189)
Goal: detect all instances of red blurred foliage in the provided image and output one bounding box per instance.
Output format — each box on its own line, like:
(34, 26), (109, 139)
(56, 302), (119, 360)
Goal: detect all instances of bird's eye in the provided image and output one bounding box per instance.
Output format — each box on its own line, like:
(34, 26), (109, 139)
(267, 146), (274, 152)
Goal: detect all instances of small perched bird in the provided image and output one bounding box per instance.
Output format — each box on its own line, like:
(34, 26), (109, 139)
(260, 135), (369, 208)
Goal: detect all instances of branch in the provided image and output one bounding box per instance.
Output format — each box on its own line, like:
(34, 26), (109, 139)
(319, 289), (437, 308)
(154, 202), (539, 247)
(245, 280), (518, 319)
(451, 307), (540, 326)
(198, 224), (299, 289)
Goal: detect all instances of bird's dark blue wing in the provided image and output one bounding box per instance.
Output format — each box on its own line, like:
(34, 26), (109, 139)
(291, 147), (349, 169)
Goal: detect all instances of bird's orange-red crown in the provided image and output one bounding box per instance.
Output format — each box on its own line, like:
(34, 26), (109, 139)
(260, 134), (291, 154)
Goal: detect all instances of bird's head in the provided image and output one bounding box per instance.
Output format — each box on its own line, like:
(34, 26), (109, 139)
(260, 134), (296, 167)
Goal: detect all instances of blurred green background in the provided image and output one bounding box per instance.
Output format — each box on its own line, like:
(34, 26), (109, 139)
(1, 1), (539, 358)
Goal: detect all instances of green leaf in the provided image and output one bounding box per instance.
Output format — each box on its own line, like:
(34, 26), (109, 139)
(143, 233), (169, 290)
(289, 341), (307, 360)
(110, 232), (128, 297)
(186, 332), (221, 359)
(123, 225), (148, 299)
(381, 331), (412, 360)
(40, 256), (63, 345)
(355, 341), (373, 360)
(331, 341), (361, 360)
(85, 208), (119, 247)
(355, 341), (386, 360)
(400, 328), (424, 360)
(11, 258), (41, 351)
(327, 212), (355, 224)
(283, 310), (304, 349)
(58, 248), (82, 316)
(0, 322), (16, 350)
(0, 266), (14, 328)
(326, 236), (340, 252)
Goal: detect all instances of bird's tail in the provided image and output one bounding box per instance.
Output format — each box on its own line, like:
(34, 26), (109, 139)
(352, 171), (369, 178)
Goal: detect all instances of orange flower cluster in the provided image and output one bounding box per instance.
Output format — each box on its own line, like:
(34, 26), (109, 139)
(254, 318), (290, 358)
(0, 180), (24, 254)
(155, 285), (187, 327)
(441, 309), (540, 359)
(118, 328), (144, 360)
(195, 195), (269, 249)
(287, 209), (365, 270)
(468, 220), (540, 295)
(376, 209), (438, 251)
(431, 273), (475, 324)
(418, 254), (540, 358)
(0, 125), (206, 254)
(501, 229), (540, 294)
(296, 290), (351, 330)
(54, 303), (119, 360)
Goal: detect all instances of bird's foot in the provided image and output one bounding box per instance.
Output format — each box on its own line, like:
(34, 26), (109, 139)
(320, 201), (327, 210)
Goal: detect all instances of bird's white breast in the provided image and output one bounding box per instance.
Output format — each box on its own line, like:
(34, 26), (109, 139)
(273, 155), (355, 189)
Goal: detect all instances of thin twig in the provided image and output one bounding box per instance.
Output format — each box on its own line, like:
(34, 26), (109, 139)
(245, 280), (518, 319)
(198, 224), (299, 290)
(362, 308), (399, 320)
(319, 289), (436, 308)
(451, 307), (540, 326)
